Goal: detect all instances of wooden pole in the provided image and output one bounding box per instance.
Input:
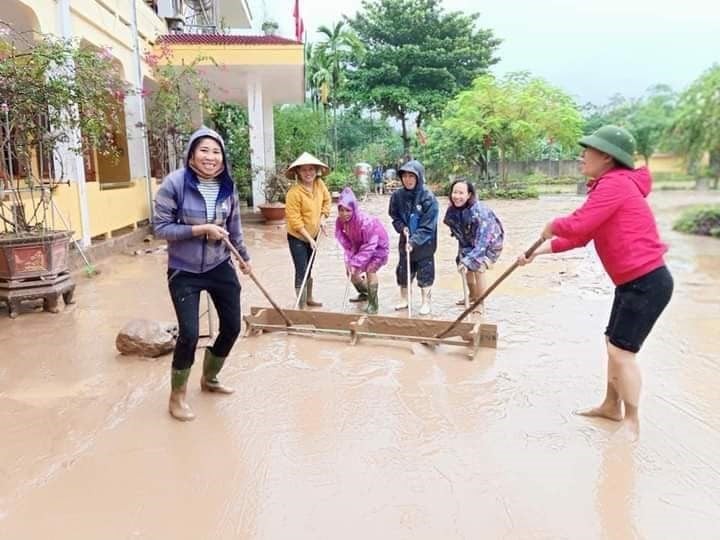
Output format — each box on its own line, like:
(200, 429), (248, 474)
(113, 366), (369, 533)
(436, 238), (546, 339)
(222, 237), (293, 327)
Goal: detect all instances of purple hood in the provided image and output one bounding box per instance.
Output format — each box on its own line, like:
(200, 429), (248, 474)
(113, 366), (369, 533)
(335, 187), (389, 271)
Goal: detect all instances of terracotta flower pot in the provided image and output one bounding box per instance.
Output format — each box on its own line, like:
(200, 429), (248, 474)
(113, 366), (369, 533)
(258, 203), (286, 224)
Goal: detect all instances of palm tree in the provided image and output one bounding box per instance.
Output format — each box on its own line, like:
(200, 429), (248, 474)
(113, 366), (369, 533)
(305, 43), (331, 112)
(304, 43), (333, 160)
(315, 21), (364, 166)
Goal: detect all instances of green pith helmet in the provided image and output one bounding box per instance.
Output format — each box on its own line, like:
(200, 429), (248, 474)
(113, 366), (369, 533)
(579, 125), (636, 168)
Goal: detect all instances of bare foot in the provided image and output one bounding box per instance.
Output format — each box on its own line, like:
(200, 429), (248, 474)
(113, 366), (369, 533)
(617, 417), (640, 442)
(620, 404), (640, 442)
(574, 402), (623, 422)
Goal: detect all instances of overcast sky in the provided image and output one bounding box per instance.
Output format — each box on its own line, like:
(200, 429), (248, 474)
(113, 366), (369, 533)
(249, 0), (719, 104)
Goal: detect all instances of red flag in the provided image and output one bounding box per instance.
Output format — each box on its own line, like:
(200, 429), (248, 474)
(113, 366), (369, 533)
(293, 0), (304, 42)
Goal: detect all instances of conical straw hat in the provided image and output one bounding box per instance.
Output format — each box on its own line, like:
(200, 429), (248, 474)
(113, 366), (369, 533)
(286, 152), (330, 178)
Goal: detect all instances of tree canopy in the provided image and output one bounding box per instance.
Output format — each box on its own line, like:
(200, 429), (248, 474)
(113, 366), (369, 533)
(669, 64), (720, 179)
(581, 85), (677, 165)
(346, 0), (500, 155)
(425, 73), (583, 183)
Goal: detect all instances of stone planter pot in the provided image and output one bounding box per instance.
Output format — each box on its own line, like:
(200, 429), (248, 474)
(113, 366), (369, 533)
(258, 203), (286, 224)
(0, 230), (76, 318)
(0, 230), (72, 280)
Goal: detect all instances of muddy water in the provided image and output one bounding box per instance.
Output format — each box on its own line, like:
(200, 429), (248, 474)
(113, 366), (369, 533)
(1, 190), (719, 539)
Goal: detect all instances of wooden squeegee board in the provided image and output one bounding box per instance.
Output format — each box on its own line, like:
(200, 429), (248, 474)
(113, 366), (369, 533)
(245, 307), (498, 349)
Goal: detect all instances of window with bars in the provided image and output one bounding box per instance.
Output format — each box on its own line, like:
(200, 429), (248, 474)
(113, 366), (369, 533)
(0, 113), (56, 182)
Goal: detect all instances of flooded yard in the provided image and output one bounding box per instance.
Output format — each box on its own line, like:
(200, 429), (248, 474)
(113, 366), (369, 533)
(1, 190), (719, 539)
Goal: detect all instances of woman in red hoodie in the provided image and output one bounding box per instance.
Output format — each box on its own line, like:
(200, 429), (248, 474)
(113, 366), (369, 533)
(518, 125), (673, 440)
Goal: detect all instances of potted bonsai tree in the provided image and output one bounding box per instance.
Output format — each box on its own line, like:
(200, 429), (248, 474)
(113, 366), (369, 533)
(0, 24), (129, 317)
(261, 20), (279, 36)
(258, 165), (290, 224)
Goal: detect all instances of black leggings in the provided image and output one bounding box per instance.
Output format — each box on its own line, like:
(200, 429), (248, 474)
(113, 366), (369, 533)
(288, 234), (316, 289)
(168, 260), (241, 370)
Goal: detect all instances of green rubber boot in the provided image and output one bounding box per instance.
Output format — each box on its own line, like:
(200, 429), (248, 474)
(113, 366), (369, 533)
(306, 278), (323, 307)
(169, 368), (195, 421)
(200, 349), (234, 394)
(349, 280), (369, 303)
(365, 283), (379, 315)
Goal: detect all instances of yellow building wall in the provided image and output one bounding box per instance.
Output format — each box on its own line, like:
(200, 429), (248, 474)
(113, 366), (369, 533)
(16, 180), (159, 241)
(18, 0), (164, 90)
(17, 0), (162, 40)
(641, 153), (685, 173)
(166, 44), (304, 66)
(70, 1), (164, 84)
(10, 0), (166, 240)
(641, 152), (710, 174)
(11, 0), (57, 33)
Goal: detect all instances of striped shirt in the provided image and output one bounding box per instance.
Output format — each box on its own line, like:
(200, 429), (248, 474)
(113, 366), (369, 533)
(196, 180), (221, 222)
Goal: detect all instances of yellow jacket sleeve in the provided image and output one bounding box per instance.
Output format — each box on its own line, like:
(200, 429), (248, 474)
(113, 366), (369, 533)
(285, 188), (305, 232)
(320, 179), (331, 218)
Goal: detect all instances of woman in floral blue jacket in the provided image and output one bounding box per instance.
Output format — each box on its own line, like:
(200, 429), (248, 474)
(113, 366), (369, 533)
(443, 180), (504, 312)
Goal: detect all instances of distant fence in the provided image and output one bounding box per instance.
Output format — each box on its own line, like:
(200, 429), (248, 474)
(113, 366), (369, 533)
(484, 159), (581, 179)
(480, 154), (690, 179)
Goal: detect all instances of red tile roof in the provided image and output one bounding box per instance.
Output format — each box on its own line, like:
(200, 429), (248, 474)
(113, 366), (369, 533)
(157, 34), (301, 46)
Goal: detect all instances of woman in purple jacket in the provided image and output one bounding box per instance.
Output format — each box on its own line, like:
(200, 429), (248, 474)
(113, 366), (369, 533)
(335, 187), (389, 314)
(154, 127), (252, 422)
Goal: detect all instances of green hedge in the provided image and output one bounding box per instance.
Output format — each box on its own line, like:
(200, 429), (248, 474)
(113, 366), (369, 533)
(653, 172), (697, 183)
(673, 206), (720, 238)
(324, 170), (369, 197)
(520, 173), (579, 185)
(477, 186), (539, 200)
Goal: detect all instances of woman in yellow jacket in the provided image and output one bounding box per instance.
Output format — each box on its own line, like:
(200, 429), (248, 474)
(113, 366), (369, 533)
(285, 152), (331, 308)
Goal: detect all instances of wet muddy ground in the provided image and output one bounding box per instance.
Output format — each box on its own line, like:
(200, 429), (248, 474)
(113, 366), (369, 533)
(1, 190), (719, 539)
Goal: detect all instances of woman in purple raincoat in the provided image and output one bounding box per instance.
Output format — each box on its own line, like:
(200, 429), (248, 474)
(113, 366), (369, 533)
(335, 187), (389, 314)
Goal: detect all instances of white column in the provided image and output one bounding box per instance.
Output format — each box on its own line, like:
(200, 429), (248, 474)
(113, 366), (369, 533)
(124, 94), (154, 221)
(56, 0), (91, 248)
(124, 95), (145, 180)
(247, 79), (266, 208)
(263, 101), (275, 173)
(129, 0), (154, 223)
